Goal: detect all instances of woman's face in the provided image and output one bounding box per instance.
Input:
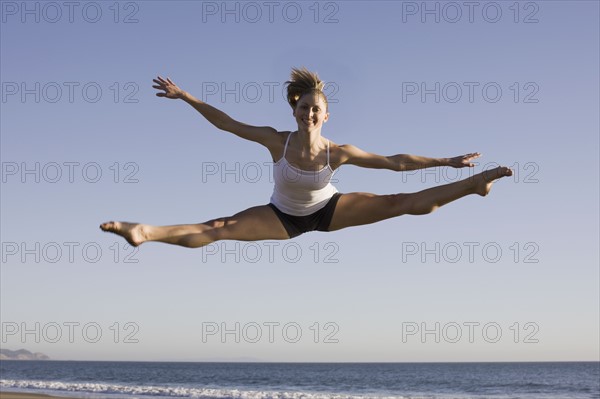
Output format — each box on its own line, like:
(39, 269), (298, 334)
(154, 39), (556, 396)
(293, 92), (329, 131)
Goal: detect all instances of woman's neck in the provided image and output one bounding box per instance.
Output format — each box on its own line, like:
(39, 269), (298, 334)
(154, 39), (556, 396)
(294, 129), (324, 155)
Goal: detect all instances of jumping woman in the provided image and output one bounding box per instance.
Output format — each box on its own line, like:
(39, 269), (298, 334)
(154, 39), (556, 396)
(100, 67), (512, 248)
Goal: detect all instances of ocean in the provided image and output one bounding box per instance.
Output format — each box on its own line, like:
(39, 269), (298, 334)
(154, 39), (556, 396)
(0, 361), (598, 399)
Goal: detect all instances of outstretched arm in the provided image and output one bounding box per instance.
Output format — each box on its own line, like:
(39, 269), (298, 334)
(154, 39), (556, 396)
(338, 144), (480, 171)
(152, 76), (278, 146)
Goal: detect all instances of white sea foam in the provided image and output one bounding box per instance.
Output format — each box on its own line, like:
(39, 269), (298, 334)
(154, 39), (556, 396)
(0, 380), (416, 399)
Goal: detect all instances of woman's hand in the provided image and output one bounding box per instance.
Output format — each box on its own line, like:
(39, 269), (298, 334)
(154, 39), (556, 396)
(152, 76), (184, 99)
(448, 152), (481, 168)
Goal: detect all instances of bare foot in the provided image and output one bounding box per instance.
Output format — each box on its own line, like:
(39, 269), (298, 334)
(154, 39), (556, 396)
(473, 166), (513, 196)
(99, 221), (146, 247)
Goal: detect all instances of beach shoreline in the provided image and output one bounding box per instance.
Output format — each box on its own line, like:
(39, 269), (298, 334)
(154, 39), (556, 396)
(0, 392), (73, 399)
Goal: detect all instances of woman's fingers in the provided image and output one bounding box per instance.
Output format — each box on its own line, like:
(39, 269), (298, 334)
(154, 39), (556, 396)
(156, 76), (175, 86)
(153, 77), (179, 93)
(464, 153), (481, 167)
(461, 153), (480, 164)
(152, 76), (182, 99)
(448, 153), (481, 168)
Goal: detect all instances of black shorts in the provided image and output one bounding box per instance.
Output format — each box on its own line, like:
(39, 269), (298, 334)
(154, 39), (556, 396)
(268, 193), (343, 238)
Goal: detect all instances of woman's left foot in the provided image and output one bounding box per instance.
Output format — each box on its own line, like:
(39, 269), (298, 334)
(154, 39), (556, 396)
(99, 221), (146, 247)
(473, 166), (513, 196)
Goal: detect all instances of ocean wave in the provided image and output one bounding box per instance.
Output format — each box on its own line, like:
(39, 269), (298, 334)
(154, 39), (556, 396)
(0, 380), (415, 399)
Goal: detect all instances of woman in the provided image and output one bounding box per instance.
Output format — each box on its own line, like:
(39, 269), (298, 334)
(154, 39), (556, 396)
(100, 68), (512, 248)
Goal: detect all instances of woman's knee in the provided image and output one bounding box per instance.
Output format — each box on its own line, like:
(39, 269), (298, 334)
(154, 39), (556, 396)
(204, 217), (232, 241)
(206, 218), (227, 228)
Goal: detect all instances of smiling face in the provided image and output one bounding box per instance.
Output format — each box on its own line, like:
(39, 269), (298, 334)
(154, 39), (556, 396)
(293, 91), (329, 132)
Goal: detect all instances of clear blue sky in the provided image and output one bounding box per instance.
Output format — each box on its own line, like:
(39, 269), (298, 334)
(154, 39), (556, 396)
(1, 1), (598, 362)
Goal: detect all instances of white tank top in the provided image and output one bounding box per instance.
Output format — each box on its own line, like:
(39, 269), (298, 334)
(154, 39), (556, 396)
(270, 131), (338, 216)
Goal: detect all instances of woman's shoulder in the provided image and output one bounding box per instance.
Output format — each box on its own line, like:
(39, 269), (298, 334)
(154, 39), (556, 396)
(267, 131), (294, 162)
(328, 141), (369, 169)
(325, 139), (350, 169)
(328, 140), (352, 153)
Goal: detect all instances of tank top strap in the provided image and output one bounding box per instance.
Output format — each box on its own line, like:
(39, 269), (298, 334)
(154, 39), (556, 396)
(282, 131), (295, 158)
(326, 140), (330, 166)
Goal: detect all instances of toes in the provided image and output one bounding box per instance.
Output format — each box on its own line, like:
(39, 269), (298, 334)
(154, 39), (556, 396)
(100, 221), (115, 231)
(487, 166), (512, 180)
(496, 167), (512, 178)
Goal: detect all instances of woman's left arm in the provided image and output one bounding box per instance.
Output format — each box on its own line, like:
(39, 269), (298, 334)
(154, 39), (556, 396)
(338, 144), (480, 171)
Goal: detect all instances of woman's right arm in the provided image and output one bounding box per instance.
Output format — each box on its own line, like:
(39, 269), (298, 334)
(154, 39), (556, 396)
(152, 76), (278, 146)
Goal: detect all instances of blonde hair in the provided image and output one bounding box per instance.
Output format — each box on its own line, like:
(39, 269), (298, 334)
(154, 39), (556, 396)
(285, 67), (328, 110)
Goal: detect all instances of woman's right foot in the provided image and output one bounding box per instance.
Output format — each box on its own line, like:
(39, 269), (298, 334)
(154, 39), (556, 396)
(99, 221), (146, 247)
(473, 166), (513, 196)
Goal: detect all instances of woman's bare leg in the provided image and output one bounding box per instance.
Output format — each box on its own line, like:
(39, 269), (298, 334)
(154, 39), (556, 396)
(100, 205), (289, 248)
(329, 166), (512, 231)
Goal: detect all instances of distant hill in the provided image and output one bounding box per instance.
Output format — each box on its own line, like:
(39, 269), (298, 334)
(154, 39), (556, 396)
(0, 348), (50, 360)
